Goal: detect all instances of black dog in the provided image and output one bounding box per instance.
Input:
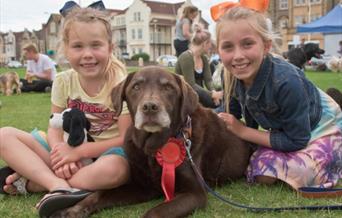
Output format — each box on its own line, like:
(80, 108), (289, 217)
(286, 43), (325, 69)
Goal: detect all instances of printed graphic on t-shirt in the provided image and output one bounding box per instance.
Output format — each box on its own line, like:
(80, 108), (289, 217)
(67, 98), (118, 136)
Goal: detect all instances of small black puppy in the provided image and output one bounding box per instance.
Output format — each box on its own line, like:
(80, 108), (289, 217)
(286, 43), (325, 69)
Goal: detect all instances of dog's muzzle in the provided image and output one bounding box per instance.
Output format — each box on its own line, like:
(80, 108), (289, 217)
(134, 100), (171, 132)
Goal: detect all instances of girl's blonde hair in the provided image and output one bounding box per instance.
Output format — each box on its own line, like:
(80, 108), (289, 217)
(215, 6), (278, 112)
(57, 7), (126, 89)
(182, 6), (199, 21)
(191, 27), (211, 46)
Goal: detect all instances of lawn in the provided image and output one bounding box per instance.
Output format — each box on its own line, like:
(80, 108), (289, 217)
(0, 67), (341, 217)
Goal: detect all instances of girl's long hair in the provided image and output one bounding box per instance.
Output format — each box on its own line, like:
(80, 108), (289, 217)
(216, 6), (279, 112)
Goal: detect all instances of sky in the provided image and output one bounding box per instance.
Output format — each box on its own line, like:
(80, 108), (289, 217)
(0, 0), (232, 34)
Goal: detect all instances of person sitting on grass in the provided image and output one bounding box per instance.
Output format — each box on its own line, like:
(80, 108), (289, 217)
(213, 3), (342, 191)
(21, 42), (57, 93)
(0, 6), (131, 217)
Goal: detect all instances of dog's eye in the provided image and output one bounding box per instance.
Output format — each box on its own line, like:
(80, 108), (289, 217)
(133, 84), (140, 90)
(163, 84), (174, 91)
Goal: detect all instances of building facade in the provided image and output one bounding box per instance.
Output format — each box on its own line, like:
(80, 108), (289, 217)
(0, 0), (207, 64)
(268, 0), (341, 51)
(0, 0), (340, 66)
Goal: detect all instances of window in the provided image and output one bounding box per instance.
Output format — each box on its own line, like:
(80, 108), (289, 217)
(294, 15), (305, 25)
(132, 29), (136, 40)
(50, 22), (56, 34)
(138, 48), (143, 54)
(138, 29), (143, 39)
(294, 0), (306, 6)
(279, 19), (288, 28)
(310, 13), (321, 21)
(134, 12), (141, 22)
(310, 0), (320, 4)
(279, 0), (288, 10)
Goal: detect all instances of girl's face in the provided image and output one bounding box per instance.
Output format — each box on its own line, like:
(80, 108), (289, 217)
(218, 19), (271, 86)
(190, 11), (198, 20)
(65, 21), (112, 79)
(202, 39), (212, 54)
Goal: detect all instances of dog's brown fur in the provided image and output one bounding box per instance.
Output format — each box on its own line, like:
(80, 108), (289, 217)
(0, 72), (21, 96)
(52, 66), (252, 218)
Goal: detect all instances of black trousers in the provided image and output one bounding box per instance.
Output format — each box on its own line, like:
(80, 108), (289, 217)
(174, 39), (189, 57)
(20, 79), (53, 92)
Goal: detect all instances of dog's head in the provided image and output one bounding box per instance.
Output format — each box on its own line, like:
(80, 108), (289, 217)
(327, 56), (342, 73)
(111, 66), (199, 133)
(50, 108), (90, 146)
(304, 43), (325, 60)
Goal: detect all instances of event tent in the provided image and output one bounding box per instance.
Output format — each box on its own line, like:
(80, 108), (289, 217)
(297, 4), (342, 56)
(297, 4), (342, 34)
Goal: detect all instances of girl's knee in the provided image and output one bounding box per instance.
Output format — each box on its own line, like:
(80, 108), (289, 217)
(0, 127), (20, 149)
(0, 126), (19, 137)
(105, 156), (130, 184)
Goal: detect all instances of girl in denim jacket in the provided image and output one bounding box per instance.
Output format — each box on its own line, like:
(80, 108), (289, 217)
(215, 6), (342, 190)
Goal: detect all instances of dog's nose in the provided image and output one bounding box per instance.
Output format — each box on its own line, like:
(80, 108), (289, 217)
(142, 101), (159, 114)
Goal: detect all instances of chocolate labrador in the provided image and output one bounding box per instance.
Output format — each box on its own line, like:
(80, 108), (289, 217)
(52, 66), (252, 218)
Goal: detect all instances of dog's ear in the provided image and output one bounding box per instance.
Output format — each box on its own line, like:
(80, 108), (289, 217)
(175, 74), (199, 122)
(111, 72), (135, 116)
(66, 110), (86, 147)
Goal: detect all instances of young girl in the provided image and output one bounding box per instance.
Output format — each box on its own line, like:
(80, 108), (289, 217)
(215, 6), (342, 190)
(0, 7), (131, 216)
(174, 6), (199, 57)
(175, 28), (223, 108)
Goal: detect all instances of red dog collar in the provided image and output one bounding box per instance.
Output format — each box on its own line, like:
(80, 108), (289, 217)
(156, 137), (186, 201)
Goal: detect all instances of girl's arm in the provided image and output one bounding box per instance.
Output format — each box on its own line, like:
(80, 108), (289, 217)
(182, 19), (192, 40)
(203, 56), (214, 91)
(47, 104), (66, 150)
(218, 113), (272, 147)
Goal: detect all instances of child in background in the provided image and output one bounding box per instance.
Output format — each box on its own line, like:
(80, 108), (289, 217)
(175, 28), (223, 108)
(0, 7), (131, 217)
(174, 6), (199, 57)
(215, 5), (342, 191)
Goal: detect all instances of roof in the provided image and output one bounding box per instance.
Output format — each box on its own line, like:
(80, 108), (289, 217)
(149, 18), (176, 26)
(144, 0), (184, 15)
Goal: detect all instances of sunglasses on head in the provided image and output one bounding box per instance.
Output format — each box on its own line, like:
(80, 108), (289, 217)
(210, 0), (269, 21)
(60, 0), (106, 17)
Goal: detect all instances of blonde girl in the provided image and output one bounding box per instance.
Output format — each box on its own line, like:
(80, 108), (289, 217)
(174, 6), (199, 57)
(216, 6), (342, 191)
(175, 27), (223, 108)
(0, 7), (131, 217)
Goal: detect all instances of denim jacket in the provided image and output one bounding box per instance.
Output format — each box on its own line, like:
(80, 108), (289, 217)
(230, 55), (322, 152)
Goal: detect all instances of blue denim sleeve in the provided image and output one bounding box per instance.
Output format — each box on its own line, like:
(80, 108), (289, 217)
(269, 76), (311, 152)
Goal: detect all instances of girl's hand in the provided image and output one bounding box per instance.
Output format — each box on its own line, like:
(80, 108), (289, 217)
(212, 90), (223, 105)
(54, 162), (83, 179)
(51, 144), (81, 170)
(218, 112), (246, 136)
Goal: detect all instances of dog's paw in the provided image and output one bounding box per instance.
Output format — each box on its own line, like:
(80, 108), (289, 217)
(50, 205), (91, 218)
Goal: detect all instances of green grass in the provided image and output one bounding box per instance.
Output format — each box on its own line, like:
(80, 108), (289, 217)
(0, 67), (341, 217)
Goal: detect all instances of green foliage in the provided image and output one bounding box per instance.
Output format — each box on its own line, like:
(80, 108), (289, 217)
(0, 67), (341, 217)
(131, 52), (150, 62)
